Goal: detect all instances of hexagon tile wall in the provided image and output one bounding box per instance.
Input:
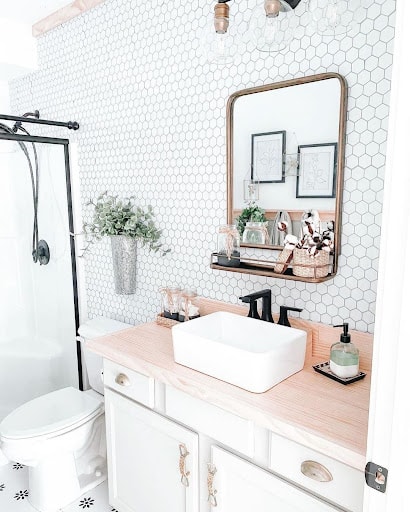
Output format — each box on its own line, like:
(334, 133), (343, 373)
(9, 0), (395, 333)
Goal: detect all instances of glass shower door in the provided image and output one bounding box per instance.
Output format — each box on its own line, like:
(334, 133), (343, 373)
(0, 138), (79, 420)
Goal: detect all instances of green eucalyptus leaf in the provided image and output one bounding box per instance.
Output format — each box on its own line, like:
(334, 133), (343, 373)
(82, 192), (170, 256)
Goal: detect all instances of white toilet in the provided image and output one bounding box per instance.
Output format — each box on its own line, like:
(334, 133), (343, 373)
(0, 317), (130, 512)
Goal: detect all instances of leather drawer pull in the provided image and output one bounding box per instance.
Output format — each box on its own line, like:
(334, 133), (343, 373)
(207, 463), (218, 507)
(301, 460), (333, 482)
(179, 444), (190, 487)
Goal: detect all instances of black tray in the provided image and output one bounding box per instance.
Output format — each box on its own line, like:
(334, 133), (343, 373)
(313, 361), (366, 385)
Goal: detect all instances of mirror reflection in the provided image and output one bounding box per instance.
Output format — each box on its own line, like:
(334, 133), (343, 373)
(228, 74), (345, 255)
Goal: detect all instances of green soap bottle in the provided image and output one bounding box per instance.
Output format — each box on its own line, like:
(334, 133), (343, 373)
(329, 323), (359, 379)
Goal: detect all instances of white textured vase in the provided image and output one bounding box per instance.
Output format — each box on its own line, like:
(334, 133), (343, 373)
(110, 236), (137, 294)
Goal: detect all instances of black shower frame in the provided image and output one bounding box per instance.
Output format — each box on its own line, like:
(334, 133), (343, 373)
(0, 132), (84, 390)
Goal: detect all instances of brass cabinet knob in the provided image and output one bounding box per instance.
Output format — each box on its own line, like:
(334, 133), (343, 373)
(115, 373), (130, 387)
(301, 460), (333, 482)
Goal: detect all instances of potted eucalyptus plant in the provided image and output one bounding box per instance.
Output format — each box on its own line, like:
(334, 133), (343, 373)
(83, 192), (169, 294)
(235, 203), (267, 237)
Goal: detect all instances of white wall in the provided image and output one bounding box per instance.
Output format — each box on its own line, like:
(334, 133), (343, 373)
(0, 82), (10, 111)
(0, 150), (34, 341)
(0, 83), (25, 340)
(9, 0), (395, 333)
(233, 78), (340, 212)
(0, 19), (37, 81)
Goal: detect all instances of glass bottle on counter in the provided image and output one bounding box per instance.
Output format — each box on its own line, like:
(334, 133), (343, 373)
(217, 224), (241, 267)
(161, 286), (181, 320)
(329, 323), (360, 378)
(179, 289), (201, 322)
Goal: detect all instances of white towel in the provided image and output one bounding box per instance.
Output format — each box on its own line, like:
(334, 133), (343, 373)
(272, 211), (293, 246)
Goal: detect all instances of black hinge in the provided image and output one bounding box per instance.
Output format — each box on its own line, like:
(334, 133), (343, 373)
(365, 462), (388, 493)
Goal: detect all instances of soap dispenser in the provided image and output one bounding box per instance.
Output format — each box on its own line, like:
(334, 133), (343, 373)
(330, 323), (359, 379)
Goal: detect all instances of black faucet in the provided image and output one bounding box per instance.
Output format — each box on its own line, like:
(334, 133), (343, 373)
(278, 305), (303, 327)
(239, 289), (274, 323)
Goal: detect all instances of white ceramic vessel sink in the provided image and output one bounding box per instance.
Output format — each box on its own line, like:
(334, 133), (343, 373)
(172, 312), (307, 393)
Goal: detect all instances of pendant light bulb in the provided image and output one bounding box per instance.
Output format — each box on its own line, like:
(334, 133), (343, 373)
(248, 0), (297, 53)
(200, 1), (237, 65)
(308, 0), (365, 36)
(264, 0), (281, 18)
(214, 2), (229, 33)
(325, 2), (340, 29)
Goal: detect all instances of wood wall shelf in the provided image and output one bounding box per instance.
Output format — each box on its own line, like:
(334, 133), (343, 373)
(210, 253), (335, 283)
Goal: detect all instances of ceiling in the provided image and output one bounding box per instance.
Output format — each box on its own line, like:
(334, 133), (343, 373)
(1, 0), (70, 25)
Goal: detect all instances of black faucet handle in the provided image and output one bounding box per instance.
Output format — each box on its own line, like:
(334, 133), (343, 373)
(240, 290), (273, 322)
(239, 294), (260, 319)
(278, 306), (303, 327)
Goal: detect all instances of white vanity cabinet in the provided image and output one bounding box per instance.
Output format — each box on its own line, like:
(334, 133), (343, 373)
(103, 360), (362, 512)
(209, 446), (338, 512)
(104, 388), (199, 512)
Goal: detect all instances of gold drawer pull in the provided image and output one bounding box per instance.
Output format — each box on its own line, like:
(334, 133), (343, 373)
(301, 460), (333, 482)
(179, 444), (190, 487)
(207, 463), (218, 507)
(115, 373), (130, 387)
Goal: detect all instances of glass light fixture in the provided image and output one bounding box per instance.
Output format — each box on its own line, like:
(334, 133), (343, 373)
(243, 165), (260, 203)
(283, 153), (299, 176)
(308, 0), (364, 36)
(200, 0), (237, 65)
(243, 178), (260, 202)
(283, 131), (299, 176)
(248, 0), (299, 53)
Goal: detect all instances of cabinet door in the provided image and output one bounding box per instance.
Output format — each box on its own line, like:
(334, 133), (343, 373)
(105, 388), (199, 512)
(208, 446), (340, 512)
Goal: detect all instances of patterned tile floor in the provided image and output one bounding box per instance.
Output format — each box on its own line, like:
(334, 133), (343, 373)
(0, 462), (116, 511)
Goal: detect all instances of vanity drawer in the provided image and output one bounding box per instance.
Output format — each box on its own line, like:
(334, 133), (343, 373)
(165, 386), (254, 458)
(103, 359), (155, 408)
(269, 431), (364, 512)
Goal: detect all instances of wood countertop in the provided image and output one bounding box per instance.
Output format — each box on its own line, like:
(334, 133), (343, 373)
(87, 319), (370, 471)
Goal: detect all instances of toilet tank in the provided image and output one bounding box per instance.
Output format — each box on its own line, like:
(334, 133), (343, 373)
(78, 317), (131, 395)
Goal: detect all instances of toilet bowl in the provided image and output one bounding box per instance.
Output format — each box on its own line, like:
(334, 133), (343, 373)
(0, 317), (130, 512)
(1, 388), (105, 511)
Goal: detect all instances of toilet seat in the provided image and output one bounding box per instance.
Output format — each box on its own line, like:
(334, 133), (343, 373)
(0, 387), (103, 440)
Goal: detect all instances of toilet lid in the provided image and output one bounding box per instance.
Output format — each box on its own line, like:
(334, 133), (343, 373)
(0, 387), (103, 440)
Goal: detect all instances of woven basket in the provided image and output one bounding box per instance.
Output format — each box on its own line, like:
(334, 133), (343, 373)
(292, 249), (330, 278)
(156, 314), (180, 328)
(274, 248), (294, 274)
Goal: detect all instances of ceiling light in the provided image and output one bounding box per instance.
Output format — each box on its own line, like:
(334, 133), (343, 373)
(200, 0), (237, 65)
(200, 0), (362, 63)
(308, 0), (364, 36)
(248, 0), (300, 53)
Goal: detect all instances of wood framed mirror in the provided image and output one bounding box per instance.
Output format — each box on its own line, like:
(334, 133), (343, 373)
(212, 73), (347, 282)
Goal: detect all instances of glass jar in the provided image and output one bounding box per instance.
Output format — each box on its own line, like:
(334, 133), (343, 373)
(179, 288), (201, 322)
(217, 224), (241, 267)
(242, 221), (268, 245)
(160, 286), (181, 320)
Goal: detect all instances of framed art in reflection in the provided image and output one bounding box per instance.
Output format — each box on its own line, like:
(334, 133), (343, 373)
(251, 130), (286, 183)
(296, 143), (337, 198)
